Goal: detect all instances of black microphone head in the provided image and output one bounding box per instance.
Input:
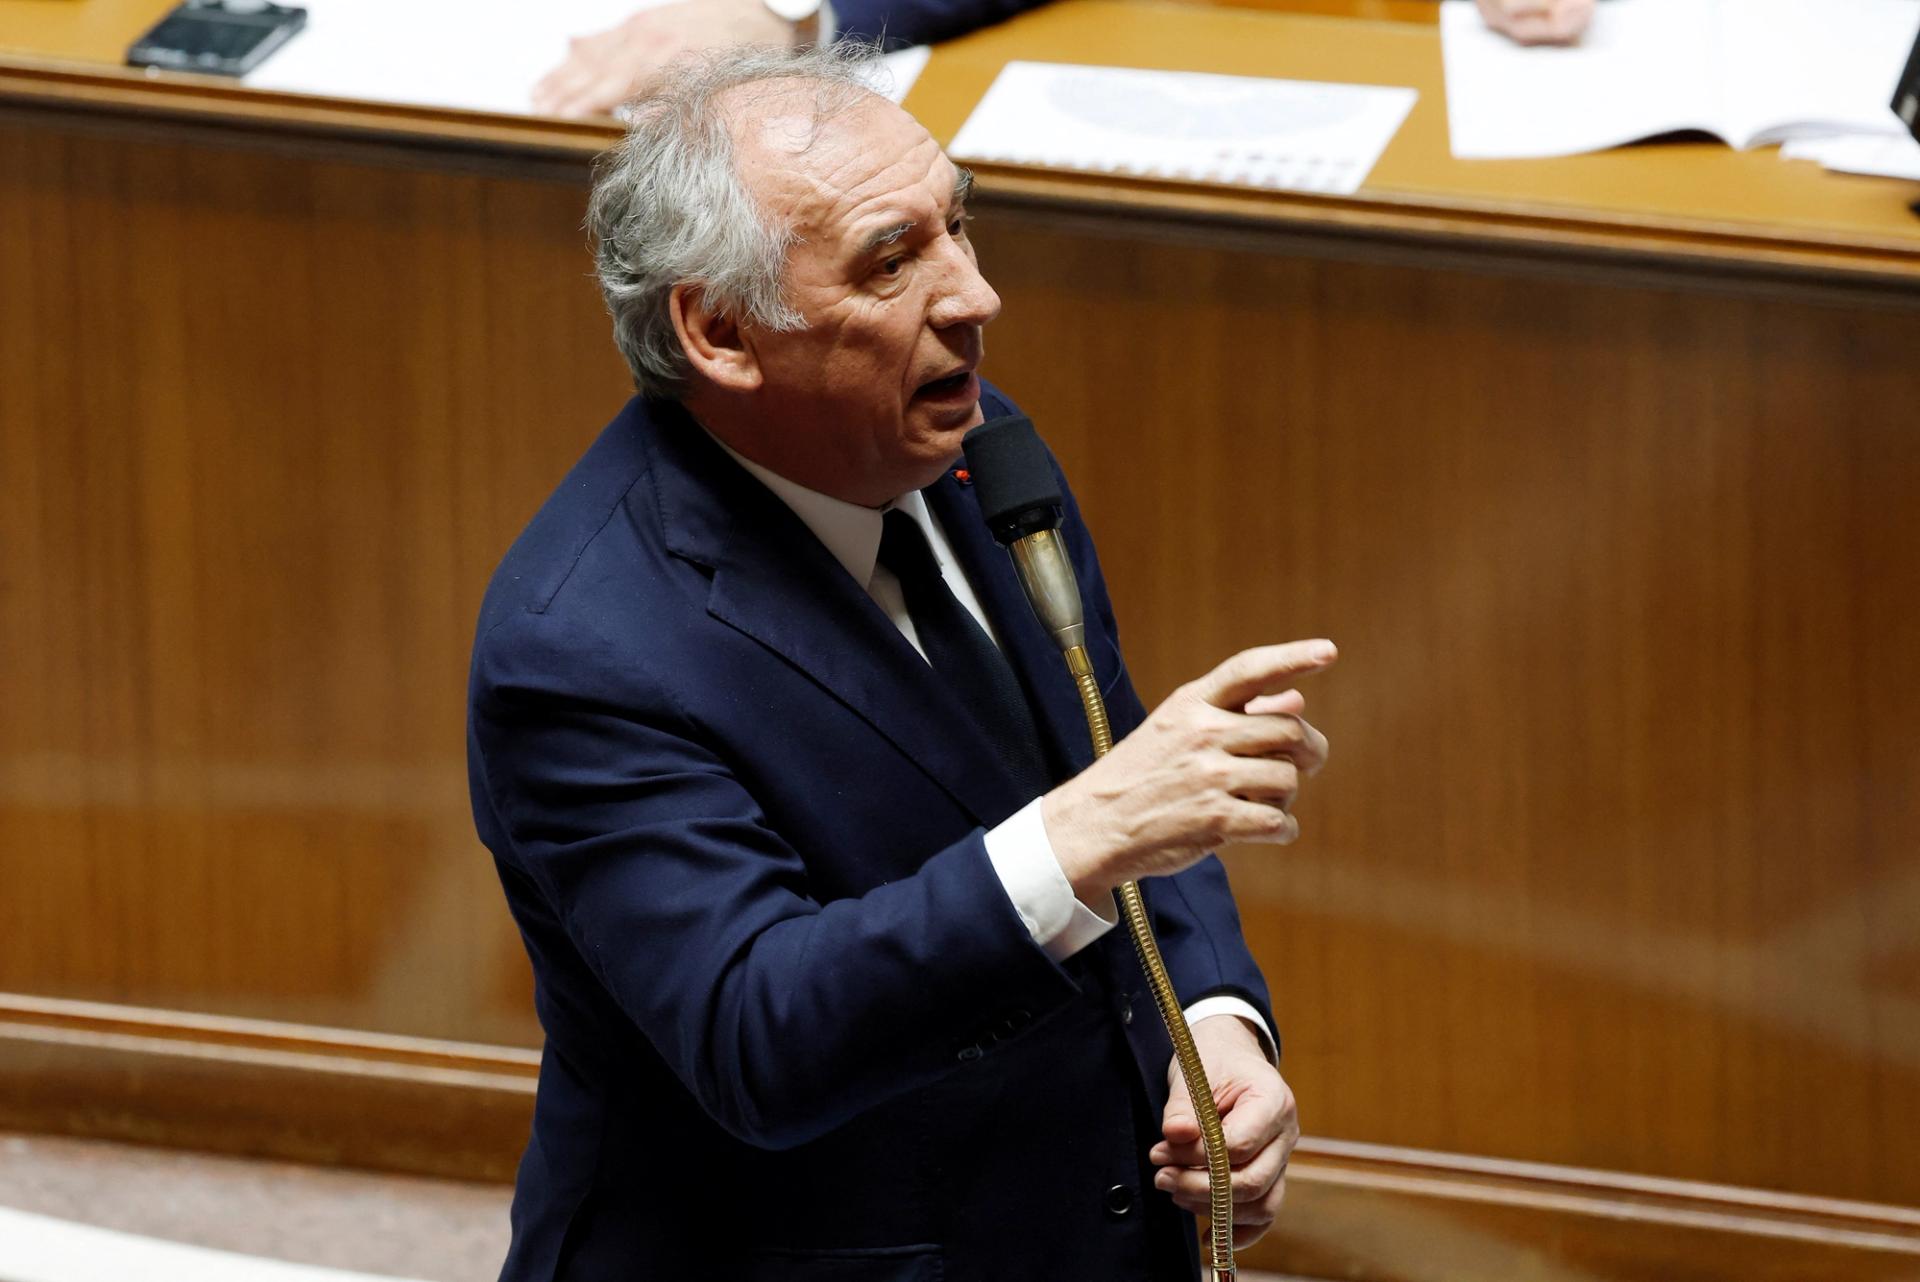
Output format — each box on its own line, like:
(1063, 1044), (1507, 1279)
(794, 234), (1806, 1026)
(962, 414), (1063, 546)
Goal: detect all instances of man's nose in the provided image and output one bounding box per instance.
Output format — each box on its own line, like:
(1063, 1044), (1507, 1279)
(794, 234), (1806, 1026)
(930, 245), (1002, 330)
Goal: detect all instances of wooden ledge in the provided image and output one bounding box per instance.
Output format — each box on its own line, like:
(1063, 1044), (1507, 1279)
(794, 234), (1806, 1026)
(969, 165), (1920, 289)
(0, 57), (615, 173)
(1277, 1136), (1920, 1279)
(4, 994), (1918, 1279)
(0, 994), (536, 1181)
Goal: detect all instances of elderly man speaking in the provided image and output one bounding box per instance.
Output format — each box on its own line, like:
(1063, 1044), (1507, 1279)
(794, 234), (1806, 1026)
(467, 44), (1333, 1282)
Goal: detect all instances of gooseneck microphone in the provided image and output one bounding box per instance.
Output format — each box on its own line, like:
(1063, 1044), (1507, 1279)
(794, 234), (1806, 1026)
(961, 414), (1087, 658)
(960, 414), (1238, 1282)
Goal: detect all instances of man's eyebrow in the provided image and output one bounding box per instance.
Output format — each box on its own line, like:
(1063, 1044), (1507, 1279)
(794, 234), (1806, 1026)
(851, 168), (977, 260)
(856, 220), (916, 259)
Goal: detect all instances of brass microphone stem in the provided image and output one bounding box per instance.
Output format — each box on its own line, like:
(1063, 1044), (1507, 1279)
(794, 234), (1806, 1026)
(1064, 644), (1235, 1282)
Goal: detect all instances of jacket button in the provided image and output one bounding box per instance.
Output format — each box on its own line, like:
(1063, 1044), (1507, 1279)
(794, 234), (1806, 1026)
(1104, 1184), (1135, 1217)
(957, 1043), (983, 1062)
(1120, 996), (1134, 1026)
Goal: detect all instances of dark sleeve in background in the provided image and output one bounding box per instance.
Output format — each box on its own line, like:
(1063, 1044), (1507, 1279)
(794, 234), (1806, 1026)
(831, 0), (1054, 51)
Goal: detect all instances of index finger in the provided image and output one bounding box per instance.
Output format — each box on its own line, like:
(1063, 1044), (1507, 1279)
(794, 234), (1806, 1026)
(1193, 641), (1337, 711)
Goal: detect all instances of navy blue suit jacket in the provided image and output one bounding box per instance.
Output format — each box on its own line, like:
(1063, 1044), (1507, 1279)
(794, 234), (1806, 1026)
(467, 385), (1275, 1281)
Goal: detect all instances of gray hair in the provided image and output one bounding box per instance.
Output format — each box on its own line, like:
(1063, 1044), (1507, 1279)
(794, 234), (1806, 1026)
(586, 44), (886, 398)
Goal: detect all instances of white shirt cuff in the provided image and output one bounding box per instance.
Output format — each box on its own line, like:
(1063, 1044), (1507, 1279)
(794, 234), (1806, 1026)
(984, 803), (1276, 1060)
(1184, 995), (1278, 1063)
(983, 797), (1118, 962)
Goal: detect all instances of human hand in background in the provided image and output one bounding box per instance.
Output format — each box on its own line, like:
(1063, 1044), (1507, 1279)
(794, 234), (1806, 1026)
(1474, 0), (1595, 45)
(531, 0), (796, 118)
(1152, 1015), (1299, 1248)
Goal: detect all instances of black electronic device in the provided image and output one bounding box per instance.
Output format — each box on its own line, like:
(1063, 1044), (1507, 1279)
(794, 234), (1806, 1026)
(127, 1), (308, 78)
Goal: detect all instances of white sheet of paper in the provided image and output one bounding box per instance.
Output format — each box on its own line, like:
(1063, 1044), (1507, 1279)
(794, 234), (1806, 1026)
(871, 44), (931, 104)
(1782, 131), (1920, 180)
(1723, 0), (1919, 145)
(1441, 0), (1714, 159)
(244, 0), (649, 114)
(1441, 0), (1920, 160)
(947, 62), (1416, 195)
(245, 1), (932, 115)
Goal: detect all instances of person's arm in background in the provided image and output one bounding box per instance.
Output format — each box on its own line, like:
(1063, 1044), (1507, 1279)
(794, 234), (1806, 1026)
(530, 0), (1054, 119)
(828, 0), (1051, 50)
(531, 0), (798, 119)
(1474, 0), (1595, 45)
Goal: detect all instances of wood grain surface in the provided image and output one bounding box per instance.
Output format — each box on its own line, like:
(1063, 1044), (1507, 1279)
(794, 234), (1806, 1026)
(7, 998), (1920, 1279)
(6, 0), (1920, 274)
(903, 0), (1920, 275)
(970, 201), (1920, 1208)
(0, 120), (629, 1045)
(2, 0), (1919, 1273)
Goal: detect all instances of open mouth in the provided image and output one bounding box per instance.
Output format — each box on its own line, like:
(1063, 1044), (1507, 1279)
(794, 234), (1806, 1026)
(915, 370), (975, 399)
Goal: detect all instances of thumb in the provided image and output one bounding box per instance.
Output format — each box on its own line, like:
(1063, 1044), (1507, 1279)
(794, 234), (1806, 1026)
(1161, 1073), (1201, 1144)
(1243, 689), (1305, 716)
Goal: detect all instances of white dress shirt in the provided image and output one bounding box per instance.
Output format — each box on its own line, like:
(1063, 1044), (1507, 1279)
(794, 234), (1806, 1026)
(717, 440), (1274, 1057)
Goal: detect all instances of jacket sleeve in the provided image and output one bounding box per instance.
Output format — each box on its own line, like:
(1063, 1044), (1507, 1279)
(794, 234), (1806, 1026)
(1053, 457), (1281, 1049)
(830, 0), (1053, 50)
(470, 611), (1084, 1151)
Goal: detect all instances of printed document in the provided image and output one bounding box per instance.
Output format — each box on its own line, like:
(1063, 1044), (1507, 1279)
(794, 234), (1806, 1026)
(948, 62), (1417, 195)
(1441, 0), (1920, 159)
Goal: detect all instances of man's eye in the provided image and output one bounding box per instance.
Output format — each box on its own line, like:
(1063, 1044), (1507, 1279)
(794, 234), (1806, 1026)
(879, 255), (907, 276)
(948, 214), (970, 237)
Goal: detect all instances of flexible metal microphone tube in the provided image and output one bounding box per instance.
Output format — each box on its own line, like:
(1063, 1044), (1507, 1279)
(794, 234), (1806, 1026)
(963, 417), (1236, 1282)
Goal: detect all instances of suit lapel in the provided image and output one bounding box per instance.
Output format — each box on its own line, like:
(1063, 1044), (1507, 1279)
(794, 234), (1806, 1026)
(643, 407), (1031, 828)
(925, 471), (1099, 782)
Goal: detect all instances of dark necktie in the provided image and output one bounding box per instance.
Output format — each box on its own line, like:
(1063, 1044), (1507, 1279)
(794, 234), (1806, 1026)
(878, 509), (1054, 801)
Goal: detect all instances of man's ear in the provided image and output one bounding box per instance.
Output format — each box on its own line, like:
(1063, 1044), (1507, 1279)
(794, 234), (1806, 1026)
(671, 282), (762, 394)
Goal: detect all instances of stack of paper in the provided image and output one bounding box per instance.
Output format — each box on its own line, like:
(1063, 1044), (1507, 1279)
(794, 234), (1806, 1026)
(1440, 0), (1920, 168)
(948, 62), (1417, 196)
(1782, 133), (1920, 181)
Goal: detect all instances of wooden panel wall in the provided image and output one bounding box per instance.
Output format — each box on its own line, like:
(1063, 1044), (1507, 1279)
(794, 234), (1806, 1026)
(972, 204), (1920, 1208)
(0, 120), (630, 1046)
(2, 103), (1917, 1267)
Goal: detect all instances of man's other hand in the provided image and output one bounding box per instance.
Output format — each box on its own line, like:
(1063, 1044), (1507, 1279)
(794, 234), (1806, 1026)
(1042, 640), (1334, 903)
(1151, 1015), (1298, 1248)
(531, 0), (795, 119)
(1474, 0), (1595, 45)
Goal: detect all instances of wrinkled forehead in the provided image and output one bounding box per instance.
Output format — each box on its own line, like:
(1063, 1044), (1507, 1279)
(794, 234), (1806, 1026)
(723, 82), (947, 238)
(719, 76), (874, 156)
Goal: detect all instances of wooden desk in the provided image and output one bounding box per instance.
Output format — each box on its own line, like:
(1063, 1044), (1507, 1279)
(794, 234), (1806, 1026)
(3, 4), (1918, 1278)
